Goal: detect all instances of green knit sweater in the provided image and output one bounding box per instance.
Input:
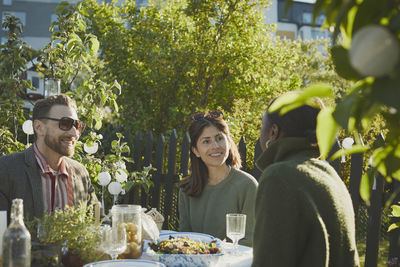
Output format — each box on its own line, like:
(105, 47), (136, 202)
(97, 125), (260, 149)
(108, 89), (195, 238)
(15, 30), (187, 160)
(252, 137), (359, 267)
(179, 167), (258, 246)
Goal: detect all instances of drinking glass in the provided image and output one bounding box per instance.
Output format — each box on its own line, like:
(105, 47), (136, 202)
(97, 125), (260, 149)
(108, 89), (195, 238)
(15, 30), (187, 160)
(226, 213), (246, 253)
(99, 225), (127, 260)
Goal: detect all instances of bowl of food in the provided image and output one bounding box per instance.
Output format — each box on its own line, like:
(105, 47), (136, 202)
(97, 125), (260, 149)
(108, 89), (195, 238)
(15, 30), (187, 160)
(143, 232), (224, 267)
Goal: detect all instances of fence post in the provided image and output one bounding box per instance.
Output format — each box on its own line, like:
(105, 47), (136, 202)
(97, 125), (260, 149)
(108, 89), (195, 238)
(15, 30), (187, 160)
(365, 172), (385, 267)
(132, 131), (143, 171)
(163, 129), (178, 229)
(349, 137), (364, 219)
(328, 138), (341, 175)
(238, 137), (247, 171)
(389, 179), (400, 262)
(141, 131), (153, 207)
(127, 131), (142, 204)
(151, 133), (165, 209)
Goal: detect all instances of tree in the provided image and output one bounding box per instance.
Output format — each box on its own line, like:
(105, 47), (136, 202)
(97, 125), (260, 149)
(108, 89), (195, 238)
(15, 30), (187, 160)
(278, 0), (399, 202)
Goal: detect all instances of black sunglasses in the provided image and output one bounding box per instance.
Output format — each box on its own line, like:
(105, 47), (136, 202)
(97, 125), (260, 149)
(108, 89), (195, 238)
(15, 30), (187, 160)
(38, 117), (85, 132)
(191, 110), (223, 121)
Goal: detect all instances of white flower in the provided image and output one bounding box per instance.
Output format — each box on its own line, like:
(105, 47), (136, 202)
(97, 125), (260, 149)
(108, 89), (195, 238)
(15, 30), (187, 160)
(350, 25), (399, 77)
(22, 120), (34, 135)
(115, 160), (126, 170)
(108, 182), (122, 195)
(115, 169), (128, 183)
(98, 171), (111, 186)
(342, 137), (354, 149)
(84, 142), (99, 154)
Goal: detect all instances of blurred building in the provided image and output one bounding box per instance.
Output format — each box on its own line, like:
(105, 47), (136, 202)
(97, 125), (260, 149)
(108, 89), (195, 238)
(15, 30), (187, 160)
(0, 0), (148, 49)
(1, 0), (329, 49)
(265, 0), (331, 40)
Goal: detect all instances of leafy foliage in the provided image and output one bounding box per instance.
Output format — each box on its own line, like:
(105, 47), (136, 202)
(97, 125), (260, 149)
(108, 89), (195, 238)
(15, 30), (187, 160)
(27, 203), (105, 264)
(280, 0), (399, 204)
(0, 14), (38, 142)
(0, 11), (152, 211)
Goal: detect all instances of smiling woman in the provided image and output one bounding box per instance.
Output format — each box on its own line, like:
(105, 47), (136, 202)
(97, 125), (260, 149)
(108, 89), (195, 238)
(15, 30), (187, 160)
(178, 112), (258, 247)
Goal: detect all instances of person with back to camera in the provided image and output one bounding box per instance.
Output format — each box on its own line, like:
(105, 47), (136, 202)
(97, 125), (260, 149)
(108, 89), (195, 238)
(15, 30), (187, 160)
(252, 93), (360, 267)
(178, 111), (258, 247)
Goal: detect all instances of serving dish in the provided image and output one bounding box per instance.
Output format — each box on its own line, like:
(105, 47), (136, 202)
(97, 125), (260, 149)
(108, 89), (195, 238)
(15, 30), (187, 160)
(83, 259), (166, 267)
(143, 232), (224, 267)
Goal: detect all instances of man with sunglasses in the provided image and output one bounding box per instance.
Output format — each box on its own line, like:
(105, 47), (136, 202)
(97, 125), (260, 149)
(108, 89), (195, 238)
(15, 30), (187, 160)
(0, 94), (98, 223)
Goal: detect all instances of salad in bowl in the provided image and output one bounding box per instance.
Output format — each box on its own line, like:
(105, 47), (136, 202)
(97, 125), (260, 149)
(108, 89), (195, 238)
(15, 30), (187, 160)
(143, 232), (223, 267)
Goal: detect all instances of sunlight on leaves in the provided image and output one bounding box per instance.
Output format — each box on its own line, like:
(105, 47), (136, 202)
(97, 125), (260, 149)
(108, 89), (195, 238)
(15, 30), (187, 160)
(317, 107), (340, 159)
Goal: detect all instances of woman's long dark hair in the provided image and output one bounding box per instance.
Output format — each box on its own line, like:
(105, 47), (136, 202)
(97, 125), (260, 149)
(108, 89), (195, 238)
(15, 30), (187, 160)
(180, 116), (241, 197)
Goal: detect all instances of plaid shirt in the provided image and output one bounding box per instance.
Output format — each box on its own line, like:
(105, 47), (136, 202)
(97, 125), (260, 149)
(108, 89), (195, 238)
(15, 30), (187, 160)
(33, 143), (74, 212)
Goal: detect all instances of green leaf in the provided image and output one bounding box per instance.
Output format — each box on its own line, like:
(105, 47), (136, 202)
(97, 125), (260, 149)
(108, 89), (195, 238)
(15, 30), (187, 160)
(332, 91), (357, 129)
(269, 83), (332, 115)
(331, 46), (361, 80)
(89, 37), (99, 57)
(360, 170), (373, 204)
(94, 118), (102, 130)
(124, 181), (134, 193)
(391, 205), (400, 217)
(329, 144), (369, 161)
(371, 77), (400, 110)
(388, 222), (400, 232)
(317, 107), (340, 159)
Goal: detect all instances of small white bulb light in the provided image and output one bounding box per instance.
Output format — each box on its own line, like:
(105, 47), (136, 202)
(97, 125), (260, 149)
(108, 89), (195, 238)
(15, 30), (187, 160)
(342, 137), (354, 149)
(22, 120), (34, 135)
(108, 182), (122, 195)
(350, 25), (399, 77)
(98, 171), (111, 186)
(84, 142), (99, 154)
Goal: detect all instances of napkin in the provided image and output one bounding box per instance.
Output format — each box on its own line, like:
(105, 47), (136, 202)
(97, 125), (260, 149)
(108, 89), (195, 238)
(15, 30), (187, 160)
(0, 211), (7, 252)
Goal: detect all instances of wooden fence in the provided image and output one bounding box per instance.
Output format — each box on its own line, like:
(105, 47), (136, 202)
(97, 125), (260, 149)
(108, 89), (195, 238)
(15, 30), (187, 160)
(123, 130), (399, 267)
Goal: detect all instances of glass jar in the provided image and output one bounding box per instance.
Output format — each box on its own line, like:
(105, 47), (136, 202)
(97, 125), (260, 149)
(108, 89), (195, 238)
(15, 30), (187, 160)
(111, 204), (142, 259)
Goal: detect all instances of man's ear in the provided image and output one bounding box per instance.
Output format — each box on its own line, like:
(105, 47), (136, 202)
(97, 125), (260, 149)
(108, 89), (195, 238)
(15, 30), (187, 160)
(191, 146), (200, 158)
(33, 120), (45, 137)
(269, 124), (280, 141)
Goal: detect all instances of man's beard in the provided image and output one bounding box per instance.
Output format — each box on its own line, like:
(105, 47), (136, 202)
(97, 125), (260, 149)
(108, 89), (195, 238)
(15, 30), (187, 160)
(44, 133), (75, 157)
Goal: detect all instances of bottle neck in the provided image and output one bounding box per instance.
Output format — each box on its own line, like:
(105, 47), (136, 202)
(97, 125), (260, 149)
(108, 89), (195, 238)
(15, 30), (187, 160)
(10, 200), (24, 225)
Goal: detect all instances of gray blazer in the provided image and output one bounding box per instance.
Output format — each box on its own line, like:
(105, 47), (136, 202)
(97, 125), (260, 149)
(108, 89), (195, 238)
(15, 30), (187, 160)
(0, 146), (98, 223)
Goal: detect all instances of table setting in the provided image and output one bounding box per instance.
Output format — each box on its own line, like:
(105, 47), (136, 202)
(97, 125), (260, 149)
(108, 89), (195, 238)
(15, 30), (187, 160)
(82, 209), (253, 267)
(5, 203), (252, 267)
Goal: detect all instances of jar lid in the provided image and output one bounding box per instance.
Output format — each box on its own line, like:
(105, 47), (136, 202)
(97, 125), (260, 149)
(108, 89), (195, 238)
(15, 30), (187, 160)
(111, 204), (141, 214)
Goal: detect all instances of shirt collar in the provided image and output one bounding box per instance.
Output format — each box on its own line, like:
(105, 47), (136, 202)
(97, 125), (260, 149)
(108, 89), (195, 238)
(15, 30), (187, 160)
(33, 143), (69, 177)
(256, 137), (319, 171)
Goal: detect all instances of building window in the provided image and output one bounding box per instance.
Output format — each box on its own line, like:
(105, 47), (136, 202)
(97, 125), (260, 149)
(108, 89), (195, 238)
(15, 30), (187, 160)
(316, 14), (325, 25)
(31, 77), (39, 89)
(302, 12), (312, 24)
(311, 28), (328, 39)
(2, 11), (26, 27)
(3, 0), (12, 6)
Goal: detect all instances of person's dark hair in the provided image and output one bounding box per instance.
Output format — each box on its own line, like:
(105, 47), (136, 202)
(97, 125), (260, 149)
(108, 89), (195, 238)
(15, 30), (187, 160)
(266, 97), (323, 145)
(180, 115), (241, 197)
(32, 94), (78, 137)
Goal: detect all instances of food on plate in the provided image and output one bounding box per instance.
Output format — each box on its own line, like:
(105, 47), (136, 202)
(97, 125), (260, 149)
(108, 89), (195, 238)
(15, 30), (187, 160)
(149, 236), (221, 255)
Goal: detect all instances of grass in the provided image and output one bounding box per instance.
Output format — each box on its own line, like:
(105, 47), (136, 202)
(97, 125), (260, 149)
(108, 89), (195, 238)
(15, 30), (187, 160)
(357, 238), (390, 267)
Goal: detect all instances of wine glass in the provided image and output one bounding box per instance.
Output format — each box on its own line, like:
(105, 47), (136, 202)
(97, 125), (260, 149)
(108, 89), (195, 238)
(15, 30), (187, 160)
(226, 213), (246, 254)
(99, 225), (127, 260)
